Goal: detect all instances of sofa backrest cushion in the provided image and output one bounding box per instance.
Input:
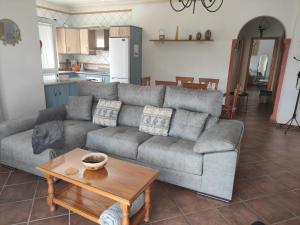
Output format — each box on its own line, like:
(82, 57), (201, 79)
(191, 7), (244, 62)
(118, 105), (144, 127)
(78, 81), (118, 101)
(163, 86), (223, 117)
(118, 84), (165, 107)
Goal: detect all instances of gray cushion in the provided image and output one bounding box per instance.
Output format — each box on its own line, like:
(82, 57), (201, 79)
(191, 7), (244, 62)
(137, 136), (203, 175)
(93, 99), (122, 127)
(63, 120), (102, 150)
(205, 116), (219, 130)
(118, 84), (165, 107)
(86, 126), (152, 160)
(194, 120), (244, 154)
(67, 96), (93, 121)
(139, 105), (173, 136)
(0, 129), (55, 175)
(169, 109), (208, 141)
(118, 105), (144, 127)
(163, 86), (223, 117)
(78, 81), (118, 101)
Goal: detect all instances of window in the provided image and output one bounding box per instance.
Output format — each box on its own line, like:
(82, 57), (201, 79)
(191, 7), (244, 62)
(38, 19), (58, 75)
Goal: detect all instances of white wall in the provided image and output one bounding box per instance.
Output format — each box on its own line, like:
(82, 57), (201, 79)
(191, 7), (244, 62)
(277, 1), (300, 124)
(0, 0), (46, 120)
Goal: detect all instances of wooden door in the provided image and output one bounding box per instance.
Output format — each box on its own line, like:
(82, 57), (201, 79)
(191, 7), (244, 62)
(56, 28), (66, 54)
(65, 29), (81, 54)
(80, 29), (89, 54)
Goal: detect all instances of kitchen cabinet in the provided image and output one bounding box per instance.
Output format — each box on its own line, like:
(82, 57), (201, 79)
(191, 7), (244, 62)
(56, 28), (67, 54)
(44, 83), (79, 108)
(65, 29), (81, 54)
(80, 29), (97, 55)
(110, 26), (130, 38)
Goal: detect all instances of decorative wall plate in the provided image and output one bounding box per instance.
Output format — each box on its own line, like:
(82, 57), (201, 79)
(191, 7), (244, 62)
(0, 19), (21, 46)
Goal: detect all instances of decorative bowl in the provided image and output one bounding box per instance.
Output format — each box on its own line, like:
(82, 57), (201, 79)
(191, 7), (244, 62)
(81, 153), (108, 171)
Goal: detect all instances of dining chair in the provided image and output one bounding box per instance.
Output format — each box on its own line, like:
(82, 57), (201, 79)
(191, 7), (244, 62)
(155, 80), (178, 86)
(221, 85), (239, 119)
(182, 83), (208, 90)
(199, 78), (220, 90)
(141, 76), (151, 86)
(176, 76), (194, 86)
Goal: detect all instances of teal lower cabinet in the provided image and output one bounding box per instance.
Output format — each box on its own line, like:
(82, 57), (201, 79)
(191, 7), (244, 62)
(44, 82), (79, 108)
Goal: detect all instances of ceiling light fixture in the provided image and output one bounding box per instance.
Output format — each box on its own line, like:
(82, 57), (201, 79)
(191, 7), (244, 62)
(170, 0), (224, 14)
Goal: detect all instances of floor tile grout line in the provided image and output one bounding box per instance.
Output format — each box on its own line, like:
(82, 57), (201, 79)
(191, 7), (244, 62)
(241, 201), (269, 224)
(28, 213), (70, 223)
(271, 216), (299, 225)
(0, 170), (12, 195)
(150, 215), (186, 224)
(0, 198), (35, 206)
(26, 179), (39, 225)
(4, 180), (39, 188)
(216, 208), (232, 225)
(170, 197), (192, 225)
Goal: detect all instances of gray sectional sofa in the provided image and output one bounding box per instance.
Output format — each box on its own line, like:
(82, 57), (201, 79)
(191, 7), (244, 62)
(0, 81), (244, 201)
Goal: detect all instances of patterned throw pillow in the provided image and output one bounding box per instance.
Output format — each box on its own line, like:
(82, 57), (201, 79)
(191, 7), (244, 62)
(93, 99), (122, 127)
(139, 105), (173, 136)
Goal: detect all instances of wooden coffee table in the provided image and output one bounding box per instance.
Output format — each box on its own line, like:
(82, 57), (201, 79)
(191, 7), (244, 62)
(36, 148), (159, 225)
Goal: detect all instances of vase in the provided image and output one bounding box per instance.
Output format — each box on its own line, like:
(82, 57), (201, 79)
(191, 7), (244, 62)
(175, 26), (179, 40)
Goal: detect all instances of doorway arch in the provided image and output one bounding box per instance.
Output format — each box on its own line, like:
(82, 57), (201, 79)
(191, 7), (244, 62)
(226, 16), (289, 121)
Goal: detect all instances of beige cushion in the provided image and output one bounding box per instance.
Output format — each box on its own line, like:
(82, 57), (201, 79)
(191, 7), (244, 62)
(93, 99), (122, 127)
(139, 105), (173, 136)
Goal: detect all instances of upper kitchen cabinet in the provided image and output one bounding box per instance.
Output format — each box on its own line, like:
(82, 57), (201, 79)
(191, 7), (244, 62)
(56, 28), (67, 54)
(95, 29), (109, 50)
(65, 29), (81, 54)
(110, 26), (130, 38)
(80, 29), (96, 55)
(56, 28), (109, 55)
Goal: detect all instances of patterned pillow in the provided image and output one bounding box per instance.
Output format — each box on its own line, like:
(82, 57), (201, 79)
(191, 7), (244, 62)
(93, 99), (122, 127)
(139, 105), (173, 136)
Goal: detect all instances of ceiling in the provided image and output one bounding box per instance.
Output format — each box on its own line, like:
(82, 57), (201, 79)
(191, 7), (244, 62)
(44, 0), (153, 7)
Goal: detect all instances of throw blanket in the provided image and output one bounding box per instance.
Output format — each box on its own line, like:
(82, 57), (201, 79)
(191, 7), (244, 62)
(99, 194), (144, 225)
(32, 107), (66, 154)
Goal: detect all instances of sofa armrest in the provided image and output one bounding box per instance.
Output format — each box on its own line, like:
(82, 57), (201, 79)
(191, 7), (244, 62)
(0, 115), (38, 141)
(193, 119), (244, 154)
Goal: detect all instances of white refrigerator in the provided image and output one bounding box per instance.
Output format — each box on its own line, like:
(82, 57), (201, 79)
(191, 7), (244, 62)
(109, 38), (130, 83)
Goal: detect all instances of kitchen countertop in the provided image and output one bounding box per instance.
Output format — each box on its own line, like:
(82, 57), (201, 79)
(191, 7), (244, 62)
(44, 78), (86, 86)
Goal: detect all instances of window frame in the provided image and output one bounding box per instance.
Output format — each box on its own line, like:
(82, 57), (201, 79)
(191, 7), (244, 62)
(38, 17), (59, 76)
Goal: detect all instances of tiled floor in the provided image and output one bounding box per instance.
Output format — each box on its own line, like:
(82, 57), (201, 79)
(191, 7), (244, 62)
(0, 88), (300, 225)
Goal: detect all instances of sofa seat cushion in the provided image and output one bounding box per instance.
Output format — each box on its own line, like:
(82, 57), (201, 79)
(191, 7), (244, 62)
(0, 129), (55, 173)
(137, 136), (203, 175)
(86, 126), (152, 160)
(63, 120), (102, 150)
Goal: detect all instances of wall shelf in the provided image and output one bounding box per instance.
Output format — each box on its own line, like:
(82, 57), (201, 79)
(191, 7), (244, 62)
(149, 39), (214, 42)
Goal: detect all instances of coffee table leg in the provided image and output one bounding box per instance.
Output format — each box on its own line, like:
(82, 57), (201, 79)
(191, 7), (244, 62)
(120, 203), (130, 225)
(144, 186), (151, 222)
(46, 175), (56, 212)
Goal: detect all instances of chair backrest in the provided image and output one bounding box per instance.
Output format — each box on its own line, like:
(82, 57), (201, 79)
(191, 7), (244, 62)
(155, 80), (178, 86)
(182, 83), (208, 90)
(141, 76), (151, 86)
(176, 76), (194, 86)
(199, 78), (220, 90)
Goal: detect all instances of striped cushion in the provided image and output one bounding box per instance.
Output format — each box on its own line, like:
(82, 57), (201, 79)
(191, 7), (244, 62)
(93, 99), (122, 127)
(139, 105), (173, 136)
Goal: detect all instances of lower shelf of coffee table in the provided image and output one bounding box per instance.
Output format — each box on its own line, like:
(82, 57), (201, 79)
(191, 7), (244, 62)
(53, 184), (147, 225)
(54, 184), (116, 223)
